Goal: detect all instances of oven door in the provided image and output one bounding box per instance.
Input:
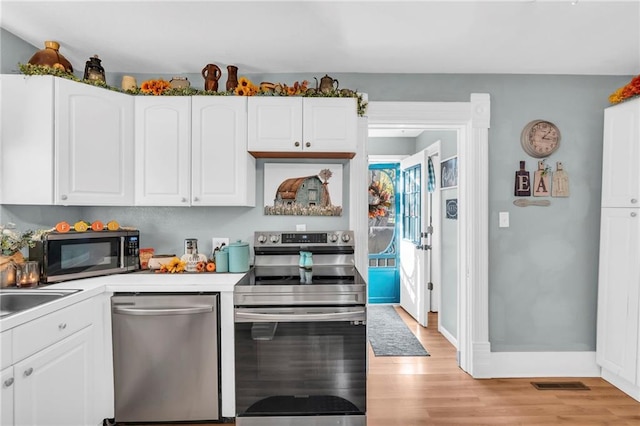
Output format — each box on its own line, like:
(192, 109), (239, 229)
(234, 306), (367, 426)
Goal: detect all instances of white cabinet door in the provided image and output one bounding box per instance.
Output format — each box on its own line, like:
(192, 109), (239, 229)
(248, 97), (357, 155)
(55, 78), (134, 205)
(14, 327), (96, 425)
(302, 97), (357, 153)
(596, 207), (640, 384)
(191, 96), (255, 206)
(602, 98), (640, 208)
(1, 75), (55, 205)
(14, 326), (95, 426)
(1, 366), (14, 426)
(248, 97), (303, 152)
(135, 96), (191, 206)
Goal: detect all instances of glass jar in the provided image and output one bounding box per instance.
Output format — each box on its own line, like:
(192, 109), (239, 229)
(16, 261), (40, 288)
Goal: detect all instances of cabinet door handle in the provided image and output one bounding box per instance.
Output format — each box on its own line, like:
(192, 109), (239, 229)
(305, 142), (311, 148)
(58, 322), (67, 330)
(181, 197), (187, 203)
(631, 198), (638, 204)
(632, 212), (637, 218)
(24, 368), (33, 377)
(61, 194), (68, 200)
(193, 197), (199, 202)
(294, 141), (300, 147)
(3, 377), (14, 388)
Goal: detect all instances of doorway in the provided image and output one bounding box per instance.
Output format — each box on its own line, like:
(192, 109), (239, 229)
(367, 162), (400, 304)
(352, 96), (491, 377)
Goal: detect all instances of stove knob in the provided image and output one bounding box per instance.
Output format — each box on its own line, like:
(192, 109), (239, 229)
(269, 234), (280, 243)
(257, 234), (267, 244)
(329, 233), (339, 243)
(341, 233), (351, 243)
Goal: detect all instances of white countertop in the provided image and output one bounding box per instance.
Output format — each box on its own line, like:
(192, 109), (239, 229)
(0, 270), (247, 331)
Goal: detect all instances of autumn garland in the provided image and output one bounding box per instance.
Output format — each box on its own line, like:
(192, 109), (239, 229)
(609, 74), (640, 104)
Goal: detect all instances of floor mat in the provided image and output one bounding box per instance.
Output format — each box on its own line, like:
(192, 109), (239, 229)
(367, 305), (429, 357)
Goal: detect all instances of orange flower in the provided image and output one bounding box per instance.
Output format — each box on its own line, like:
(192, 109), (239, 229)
(140, 79), (170, 95)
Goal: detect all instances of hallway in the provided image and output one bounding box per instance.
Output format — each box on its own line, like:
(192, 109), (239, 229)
(367, 309), (640, 425)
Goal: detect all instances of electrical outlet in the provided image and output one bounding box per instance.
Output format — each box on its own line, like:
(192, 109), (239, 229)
(211, 237), (229, 253)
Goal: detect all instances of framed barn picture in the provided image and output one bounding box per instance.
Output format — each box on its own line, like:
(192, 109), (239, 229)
(264, 163), (343, 216)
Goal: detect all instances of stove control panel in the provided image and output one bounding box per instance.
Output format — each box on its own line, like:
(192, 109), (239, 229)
(254, 231), (354, 247)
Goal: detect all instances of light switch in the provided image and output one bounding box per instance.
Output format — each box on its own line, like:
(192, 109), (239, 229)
(499, 211), (509, 228)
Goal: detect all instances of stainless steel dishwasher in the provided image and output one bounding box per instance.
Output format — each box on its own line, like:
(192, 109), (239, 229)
(111, 293), (220, 423)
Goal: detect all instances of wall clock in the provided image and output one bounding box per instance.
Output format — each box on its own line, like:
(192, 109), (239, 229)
(520, 119), (561, 158)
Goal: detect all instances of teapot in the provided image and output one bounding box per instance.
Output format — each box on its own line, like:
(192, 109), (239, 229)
(315, 74), (339, 93)
(201, 63), (222, 92)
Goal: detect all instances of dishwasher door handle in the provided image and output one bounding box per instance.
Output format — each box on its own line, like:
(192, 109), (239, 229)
(113, 306), (213, 316)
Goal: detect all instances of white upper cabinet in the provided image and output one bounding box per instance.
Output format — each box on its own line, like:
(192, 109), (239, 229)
(135, 96), (255, 207)
(602, 98), (640, 208)
(134, 96), (192, 206)
(0, 75), (134, 206)
(56, 78), (134, 205)
(248, 97), (357, 157)
(191, 96), (255, 206)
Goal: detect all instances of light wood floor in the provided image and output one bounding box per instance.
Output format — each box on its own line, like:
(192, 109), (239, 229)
(367, 308), (640, 425)
(127, 307), (640, 425)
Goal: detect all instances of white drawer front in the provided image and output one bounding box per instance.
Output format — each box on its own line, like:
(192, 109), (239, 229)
(13, 298), (95, 362)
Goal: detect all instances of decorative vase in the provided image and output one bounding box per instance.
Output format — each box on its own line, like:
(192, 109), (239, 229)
(226, 65), (239, 92)
(121, 75), (137, 91)
(201, 63), (221, 92)
(169, 77), (190, 89)
(0, 252), (25, 288)
(28, 41), (73, 73)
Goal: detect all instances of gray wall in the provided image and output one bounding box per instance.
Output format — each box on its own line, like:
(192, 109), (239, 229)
(1, 29), (632, 353)
(368, 137), (416, 156)
(417, 131), (458, 341)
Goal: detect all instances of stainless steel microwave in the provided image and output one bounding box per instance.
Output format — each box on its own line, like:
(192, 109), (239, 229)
(30, 230), (140, 283)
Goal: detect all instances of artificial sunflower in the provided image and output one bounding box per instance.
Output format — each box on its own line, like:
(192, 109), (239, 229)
(234, 76), (258, 96)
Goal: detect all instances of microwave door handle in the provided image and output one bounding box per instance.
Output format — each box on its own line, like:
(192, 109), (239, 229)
(119, 236), (125, 269)
(235, 309), (365, 323)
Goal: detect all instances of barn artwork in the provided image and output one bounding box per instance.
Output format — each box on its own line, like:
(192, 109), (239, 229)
(264, 163), (343, 216)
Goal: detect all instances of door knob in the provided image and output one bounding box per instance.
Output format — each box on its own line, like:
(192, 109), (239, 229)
(294, 141), (300, 147)
(3, 377), (14, 387)
(305, 142), (311, 148)
(24, 367), (33, 377)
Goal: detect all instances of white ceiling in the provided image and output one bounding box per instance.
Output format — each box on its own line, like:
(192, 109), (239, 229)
(1, 0), (639, 77)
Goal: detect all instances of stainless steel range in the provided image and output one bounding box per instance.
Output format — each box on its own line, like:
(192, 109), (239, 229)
(234, 230), (367, 426)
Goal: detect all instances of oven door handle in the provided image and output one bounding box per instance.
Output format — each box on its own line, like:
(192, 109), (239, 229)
(235, 309), (366, 323)
(113, 306), (213, 316)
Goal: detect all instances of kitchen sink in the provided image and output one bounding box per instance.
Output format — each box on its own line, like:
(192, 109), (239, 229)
(0, 289), (80, 318)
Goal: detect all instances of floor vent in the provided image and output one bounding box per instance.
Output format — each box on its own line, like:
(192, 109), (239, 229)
(531, 381), (590, 391)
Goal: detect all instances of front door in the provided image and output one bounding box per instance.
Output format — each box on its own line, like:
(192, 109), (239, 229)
(368, 163), (400, 303)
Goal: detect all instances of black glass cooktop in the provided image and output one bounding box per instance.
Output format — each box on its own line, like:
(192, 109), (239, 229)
(236, 265), (364, 286)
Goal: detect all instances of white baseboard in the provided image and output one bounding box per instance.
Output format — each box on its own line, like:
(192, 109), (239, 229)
(601, 368), (640, 402)
(438, 324), (458, 349)
(488, 351), (601, 378)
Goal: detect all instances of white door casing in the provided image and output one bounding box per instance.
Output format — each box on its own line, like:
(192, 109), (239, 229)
(359, 96), (491, 377)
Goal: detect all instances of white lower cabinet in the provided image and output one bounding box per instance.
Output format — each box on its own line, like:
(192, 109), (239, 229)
(2, 297), (107, 426)
(596, 207), (640, 400)
(13, 327), (94, 426)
